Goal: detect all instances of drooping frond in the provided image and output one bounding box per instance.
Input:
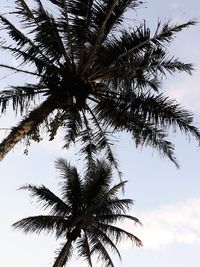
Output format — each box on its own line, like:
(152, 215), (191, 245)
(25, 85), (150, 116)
(89, 235), (115, 267)
(87, 227), (122, 261)
(13, 215), (69, 238)
(79, 111), (97, 168)
(87, 105), (121, 176)
(0, 83), (48, 115)
(98, 223), (142, 246)
(97, 213), (141, 225)
(63, 108), (82, 148)
(76, 233), (93, 267)
(95, 96), (180, 166)
(53, 240), (73, 267)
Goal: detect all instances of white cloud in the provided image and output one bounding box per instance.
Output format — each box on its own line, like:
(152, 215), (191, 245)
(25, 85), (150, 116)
(168, 71), (200, 112)
(120, 198), (200, 250)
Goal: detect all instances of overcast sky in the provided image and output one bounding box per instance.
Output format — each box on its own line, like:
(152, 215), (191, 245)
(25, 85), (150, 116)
(0, 1), (200, 267)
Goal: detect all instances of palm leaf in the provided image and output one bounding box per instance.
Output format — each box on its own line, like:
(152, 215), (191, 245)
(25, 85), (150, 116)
(95, 96), (179, 166)
(76, 233), (93, 267)
(0, 14), (56, 67)
(13, 0), (35, 25)
(111, 20), (197, 65)
(53, 240), (73, 267)
(13, 215), (69, 238)
(89, 235), (115, 267)
(84, 160), (113, 206)
(97, 198), (134, 214)
(97, 213), (142, 225)
(87, 105), (121, 177)
(55, 158), (82, 216)
(19, 184), (71, 216)
(87, 227), (122, 261)
(63, 108), (82, 149)
(33, 1), (70, 63)
(98, 223), (142, 246)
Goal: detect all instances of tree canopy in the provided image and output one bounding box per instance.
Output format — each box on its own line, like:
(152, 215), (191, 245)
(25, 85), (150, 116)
(13, 159), (142, 267)
(0, 0), (199, 169)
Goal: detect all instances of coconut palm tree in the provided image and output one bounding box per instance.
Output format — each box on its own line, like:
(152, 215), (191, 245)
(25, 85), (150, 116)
(0, 0), (199, 168)
(13, 159), (142, 267)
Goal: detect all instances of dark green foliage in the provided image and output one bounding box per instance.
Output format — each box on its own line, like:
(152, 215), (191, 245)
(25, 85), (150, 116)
(0, 0), (199, 167)
(13, 159), (142, 267)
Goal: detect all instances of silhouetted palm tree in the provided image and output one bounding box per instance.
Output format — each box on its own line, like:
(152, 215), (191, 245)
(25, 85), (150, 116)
(0, 0), (199, 168)
(13, 159), (142, 267)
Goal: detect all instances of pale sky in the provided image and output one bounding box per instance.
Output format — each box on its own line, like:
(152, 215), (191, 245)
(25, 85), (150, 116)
(0, 1), (200, 267)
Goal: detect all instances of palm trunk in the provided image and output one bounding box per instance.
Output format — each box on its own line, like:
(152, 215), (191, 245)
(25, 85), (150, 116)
(0, 95), (57, 160)
(53, 239), (73, 267)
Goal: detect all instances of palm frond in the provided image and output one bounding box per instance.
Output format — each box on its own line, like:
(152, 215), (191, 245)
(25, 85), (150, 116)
(87, 227), (122, 261)
(79, 111), (97, 169)
(12, 215), (69, 237)
(0, 14), (55, 67)
(33, 0), (70, 63)
(76, 233), (93, 267)
(110, 20), (196, 65)
(97, 213), (141, 225)
(63, 108), (82, 148)
(104, 46), (193, 93)
(100, 0), (143, 36)
(89, 236), (115, 267)
(98, 223), (142, 246)
(95, 96), (179, 166)
(84, 160), (113, 206)
(103, 180), (127, 199)
(0, 45), (52, 75)
(0, 83), (48, 115)
(55, 158), (82, 216)
(86, 181), (128, 214)
(98, 198), (134, 214)
(53, 240), (73, 267)
(87, 105), (121, 177)
(0, 63), (41, 77)
(13, 0), (36, 25)
(133, 124), (179, 167)
(56, 1), (76, 68)
(19, 184), (71, 216)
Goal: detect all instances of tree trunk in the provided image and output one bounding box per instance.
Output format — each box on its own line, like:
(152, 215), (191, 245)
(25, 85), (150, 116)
(0, 95), (57, 160)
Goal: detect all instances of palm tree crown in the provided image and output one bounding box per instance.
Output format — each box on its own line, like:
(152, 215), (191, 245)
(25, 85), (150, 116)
(0, 0), (199, 168)
(13, 159), (142, 267)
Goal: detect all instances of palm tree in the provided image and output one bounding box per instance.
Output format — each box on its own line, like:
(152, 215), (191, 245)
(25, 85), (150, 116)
(0, 0), (199, 168)
(13, 159), (142, 267)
